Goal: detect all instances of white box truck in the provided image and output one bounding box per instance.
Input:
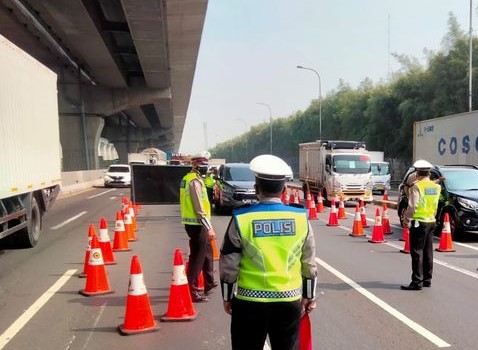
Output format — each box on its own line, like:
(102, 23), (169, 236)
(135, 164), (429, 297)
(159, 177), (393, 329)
(414, 111), (478, 165)
(0, 35), (61, 247)
(128, 147), (167, 165)
(299, 140), (373, 203)
(368, 151), (391, 194)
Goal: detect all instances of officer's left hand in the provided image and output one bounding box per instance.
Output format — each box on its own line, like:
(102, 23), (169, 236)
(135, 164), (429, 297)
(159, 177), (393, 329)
(301, 298), (317, 316)
(223, 301), (232, 315)
(208, 228), (216, 241)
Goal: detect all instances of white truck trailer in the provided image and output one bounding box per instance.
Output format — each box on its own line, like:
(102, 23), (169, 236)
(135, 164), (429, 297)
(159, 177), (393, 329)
(414, 111), (478, 165)
(128, 147), (167, 165)
(299, 140), (373, 203)
(0, 35), (61, 247)
(368, 151), (391, 194)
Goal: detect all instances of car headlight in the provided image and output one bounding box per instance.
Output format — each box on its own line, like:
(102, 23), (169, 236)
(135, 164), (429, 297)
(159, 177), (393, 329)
(457, 197), (478, 210)
(104, 175), (112, 180)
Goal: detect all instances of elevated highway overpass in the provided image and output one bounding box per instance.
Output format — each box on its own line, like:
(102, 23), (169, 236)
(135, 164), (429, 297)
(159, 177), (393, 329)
(0, 0), (207, 170)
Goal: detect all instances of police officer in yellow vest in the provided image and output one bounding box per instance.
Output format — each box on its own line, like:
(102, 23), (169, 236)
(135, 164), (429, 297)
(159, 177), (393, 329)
(204, 167), (217, 204)
(219, 155), (317, 350)
(401, 159), (441, 291)
(180, 151), (217, 302)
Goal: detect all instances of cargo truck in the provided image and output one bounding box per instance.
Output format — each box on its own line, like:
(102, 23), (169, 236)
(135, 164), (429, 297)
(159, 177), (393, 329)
(0, 35), (61, 247)
(414, 111), (478, 165)
(299, 140), (373, 203)
(128, 148), (167, 165)
(368, 151), (391, 194)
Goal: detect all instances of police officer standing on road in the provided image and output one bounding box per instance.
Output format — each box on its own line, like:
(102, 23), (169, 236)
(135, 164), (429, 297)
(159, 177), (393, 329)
(204, 167), (217, 204)
(180, 151), (218, 302)
(219, 155), (317, 350)
(401, 159), (441, 291)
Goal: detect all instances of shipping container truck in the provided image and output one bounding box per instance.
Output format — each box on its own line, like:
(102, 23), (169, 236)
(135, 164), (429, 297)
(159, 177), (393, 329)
(368, 151), (391, 194)
(299, 140), (373, 203)
(414, 111), (478, 165)
(0, 35), (61, 247)
(128, 148), (167, 165)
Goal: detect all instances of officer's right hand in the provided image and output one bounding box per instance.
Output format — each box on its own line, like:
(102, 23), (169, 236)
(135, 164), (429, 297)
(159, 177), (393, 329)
(208, 228), (216, 241)
(223, 301), (232, 315)
(301, 298), (316, 316)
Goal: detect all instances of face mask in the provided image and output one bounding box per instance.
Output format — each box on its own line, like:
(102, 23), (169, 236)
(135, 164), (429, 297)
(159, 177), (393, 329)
(198, 166), (208, 176)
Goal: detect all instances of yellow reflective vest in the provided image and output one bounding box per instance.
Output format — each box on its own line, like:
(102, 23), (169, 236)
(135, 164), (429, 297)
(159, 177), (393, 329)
(234, 203), (308, 302)
(412, 179), (441, 223)
(180, 172), (211, 225)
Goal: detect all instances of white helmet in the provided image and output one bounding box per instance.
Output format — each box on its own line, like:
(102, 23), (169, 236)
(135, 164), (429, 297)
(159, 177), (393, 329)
(249, 155), (293, 180)
(413, 159), (433, 170)
(191, 151), (211, 164)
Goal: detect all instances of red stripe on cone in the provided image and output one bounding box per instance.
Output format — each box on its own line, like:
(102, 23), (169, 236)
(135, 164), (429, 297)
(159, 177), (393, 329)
(160, 249), (197, 321)
(436, 213), (455, 252)
(368, 208), (386, 243)
(79, 236), (114, 296)
(118, 255), (159, 335)
(98, 217), (116, 265)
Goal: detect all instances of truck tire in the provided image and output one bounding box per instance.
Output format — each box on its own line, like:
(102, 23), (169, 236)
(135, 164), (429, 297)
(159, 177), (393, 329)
(17, 197), (41, 248)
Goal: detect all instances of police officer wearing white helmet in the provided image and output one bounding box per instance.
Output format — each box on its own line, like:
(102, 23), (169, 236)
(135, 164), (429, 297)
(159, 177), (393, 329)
(401, 159), (441, 291)
(219, 155), (318, 350)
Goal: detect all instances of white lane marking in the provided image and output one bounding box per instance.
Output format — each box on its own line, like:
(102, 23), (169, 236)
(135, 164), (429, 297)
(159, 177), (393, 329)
(316, 258), (450, 348)
(0, 269), (78, 350)
(80, 302), (107, 350)
(453, 242), (478, 251)
(87, 189), (116, 199)
(263, 339), (272, 350)
(50, 212), (87, 230)
(109, 196), (117, 200)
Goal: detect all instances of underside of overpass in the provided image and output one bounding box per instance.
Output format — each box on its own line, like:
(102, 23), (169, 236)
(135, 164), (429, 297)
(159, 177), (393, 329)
(0, 0), (207, 170)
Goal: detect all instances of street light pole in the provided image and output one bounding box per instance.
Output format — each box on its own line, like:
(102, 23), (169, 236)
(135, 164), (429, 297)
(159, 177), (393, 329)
(235, 118), (248, 161)
(257, 102), (273, 154)
(297, 65), (322, 140)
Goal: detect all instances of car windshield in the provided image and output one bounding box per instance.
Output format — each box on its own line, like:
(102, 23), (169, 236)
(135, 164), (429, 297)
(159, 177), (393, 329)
(371, 163), (390, 175)
(332, 155), (371, 174)
(440, 168), (478, 191)
(224, 166), (255, 181)
(108, 166), (129, 173)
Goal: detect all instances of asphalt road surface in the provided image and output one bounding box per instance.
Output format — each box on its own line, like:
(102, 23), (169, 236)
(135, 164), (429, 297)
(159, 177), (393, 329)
(1, 188), (478, 349)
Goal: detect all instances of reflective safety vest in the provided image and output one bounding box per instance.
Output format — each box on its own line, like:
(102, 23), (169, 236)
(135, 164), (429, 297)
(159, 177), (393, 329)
(180, 172), (211, 225)
(412, 179), (441, 223)
(234, 202), (308, 302)
(204, 173), (215, 188)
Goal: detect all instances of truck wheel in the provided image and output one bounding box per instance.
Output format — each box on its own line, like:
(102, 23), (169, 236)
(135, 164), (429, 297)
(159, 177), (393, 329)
(17, 197), (41, 248)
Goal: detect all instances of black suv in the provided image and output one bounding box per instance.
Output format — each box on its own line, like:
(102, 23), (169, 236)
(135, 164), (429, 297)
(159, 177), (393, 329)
(213, 163), (257, 214)
(397, 165), (478, 240)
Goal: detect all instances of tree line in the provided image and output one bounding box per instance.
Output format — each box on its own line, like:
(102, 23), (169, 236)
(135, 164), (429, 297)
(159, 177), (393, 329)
(209, 14), (476, 176)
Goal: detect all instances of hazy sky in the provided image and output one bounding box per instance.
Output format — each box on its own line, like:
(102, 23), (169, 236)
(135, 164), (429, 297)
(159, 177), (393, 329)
(179, 0), (474, 154)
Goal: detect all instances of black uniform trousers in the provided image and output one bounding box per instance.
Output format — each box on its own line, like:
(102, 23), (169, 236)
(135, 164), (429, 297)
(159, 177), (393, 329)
(184, 224), (214, 295)
(231, 298), (301, 350)
(409, 221), (435, 285)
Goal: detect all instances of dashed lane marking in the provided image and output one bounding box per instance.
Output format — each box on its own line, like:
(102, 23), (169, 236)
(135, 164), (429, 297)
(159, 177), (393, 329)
(50, 211), (87, 230)
(0, 269), (78, 349)
(87, 189), (116, 199)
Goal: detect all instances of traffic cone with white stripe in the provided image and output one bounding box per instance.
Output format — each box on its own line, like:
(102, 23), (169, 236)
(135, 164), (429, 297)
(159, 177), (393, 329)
(337, 197), (347, 219)
(118, 255), (159, 335)
(308, 197), (318, 220)
(436, 213), (455, 252)
(382, 203), (392, 234)
(283, 188), (290, 205)
(79, 235), (114, 296)
(360, 201), (369, 228)
(289, 191), (295, 205)
(113, 211), (131, 252)
(98, 217), (116, 265)
(128, 205), (138, 233)
(306, 190), (312, 209)
(160, 248), (197, 321)
(316, 192), (324, 213)
(368, 208), (386, 243)
(79, 224), (97, 278)
(124, 212), (137, 242)
(327, 199), (339, 226)
(349, 205), (364, 237)
(383, 190), (389, 201)
(294, 190), (300, 205)
(400, 226), (410, 254)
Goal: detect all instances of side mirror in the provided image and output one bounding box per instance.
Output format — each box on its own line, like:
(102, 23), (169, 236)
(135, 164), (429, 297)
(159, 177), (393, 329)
(326, 164), (331, 174)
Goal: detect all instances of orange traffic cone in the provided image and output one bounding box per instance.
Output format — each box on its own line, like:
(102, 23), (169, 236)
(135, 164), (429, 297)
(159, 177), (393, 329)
(327, 199), (339, 227)
(316, 192), (324, 213)
(79, 224), (97, 278)
(382, 203), (392, 234)
(211, 237), (220, 261)
(124, 212), (137, 242)
(350, 205), (364, 237)
(79, 235), (114, 296)
(283, 188), (290, 205)
(161, 249), (197, 322)
(98, 217), (116, 265)
(368, 208), (386, 243)
(118, 255), (159, 335)
(337, 197), (347, 219)
(294, 190), (300, 205)
(122, 197), (130, 212)
(289, 191), (295, 205)
(128, 205), (137, 232)
(383, 190), (389, 201)
(305, 190), (312, 209)
(360, 201), (369, 228)
(436, 213), (455, 252)
(299, 314), (313, 350)
(113, 211), (131, 252)
(185, 261), (204, 291)
(308, 197), (318, 220)
(400, 227), (410, 254)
